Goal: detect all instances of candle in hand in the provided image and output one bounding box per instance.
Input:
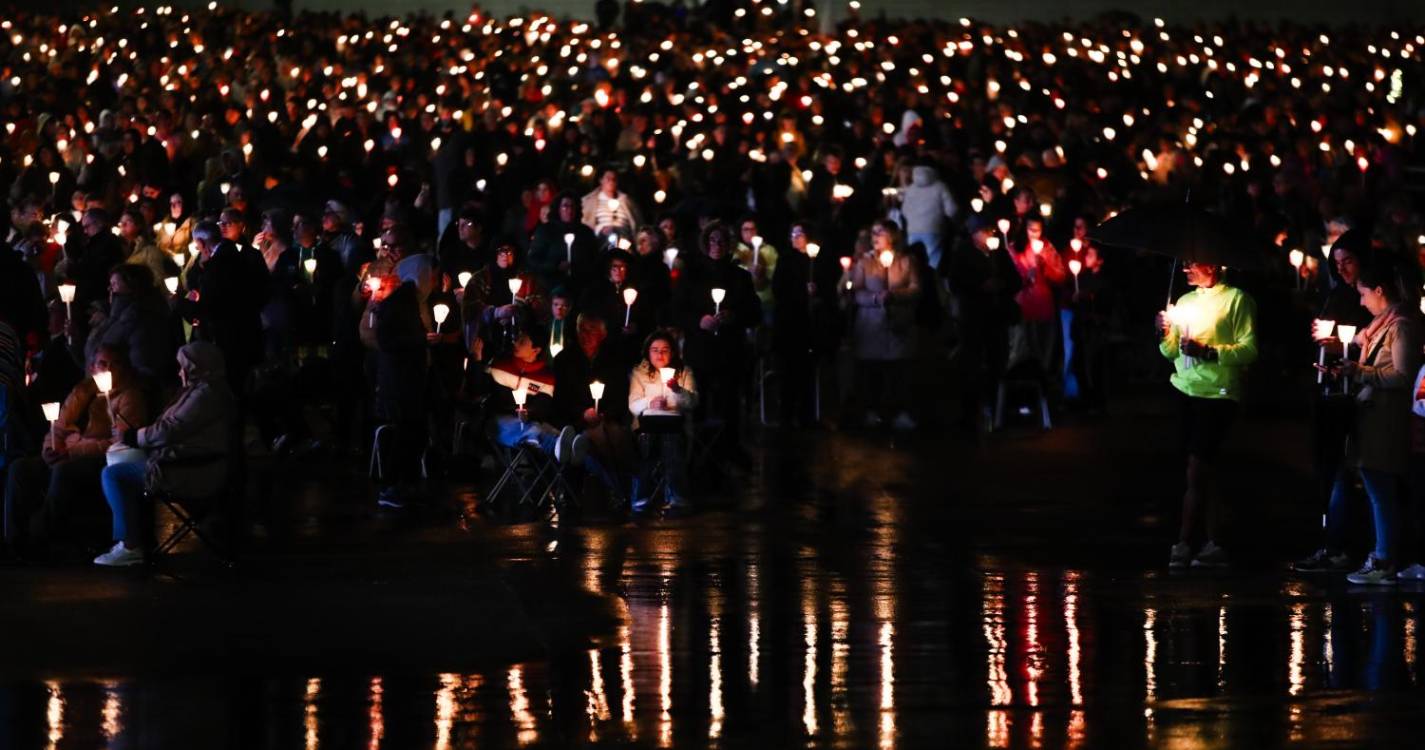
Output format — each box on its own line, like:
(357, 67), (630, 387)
(1068, 258), (1082, 294)
(711, 287), (726, 315)
(622, 287), (638, 326)
(433, 302), (451, 328)
(58, 283), (77, 305)
(93, 370), (113, 394)
(458, 271), (473, 290)
(878, 250), (894, 269)
(664, 247), (679, 269)
(806, 243), (821, 259)
(41, 402), (60, 422)
(303, 257), (317, 277)
(563, 232), (575, 264)
(589, 380), (605, 412)
(659, 367), (676, 401)
(507, 277), (522, 301)
(164, 276), (179, 295)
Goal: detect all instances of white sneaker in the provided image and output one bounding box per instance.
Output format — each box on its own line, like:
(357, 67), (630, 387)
(1346, 555), (1397, 586)
(892, 412), (917, 431)
(94, 541), (144, 567)
(1396, 563), (1425, 581)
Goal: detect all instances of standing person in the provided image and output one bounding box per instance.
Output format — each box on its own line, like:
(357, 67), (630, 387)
(1159, 263), (1258, 569)
(528, 192), (599, 296)
(900, 162), (958, 271)
(771, 222), (826, 427)
(1007, 215), (1068, 382)
(948, 221), (1022, 433)
(178, 217), (268, 395)
(849, 220), (922, 430)
(1310, 264), (1421, 584)
(370, 254), (438, 509)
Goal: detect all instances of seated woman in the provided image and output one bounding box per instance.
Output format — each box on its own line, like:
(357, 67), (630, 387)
(488, 323), (586, 467)
(5, 344), (148, 556)
(94, 341), (235, 567)
(628, 330), (698, 518)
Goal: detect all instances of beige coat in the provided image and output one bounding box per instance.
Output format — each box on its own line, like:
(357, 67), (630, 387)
(1349, 307), (1421, 474)
(627, 361), (698, 431)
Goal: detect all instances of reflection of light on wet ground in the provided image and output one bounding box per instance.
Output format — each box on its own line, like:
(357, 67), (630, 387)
(658, 600), (672, 748)
(368, 676), (384, 750)
(802, 581), (819, 738)
(44, 681), (63, 750)
(588, 648), (611, 739)
(101, 682), (122, 743)
(1144, 608), (1158, 732)
(620, 623), (635, 734)
(983, 573), (1010, 748)
(1217, 602), (1228, 692)
(747, 556), (761, 691)
(830, 583), (850, 737)
(1323, 602), (1335, 682)
(305, 677), (321, 750)
(1289, 602), (1307, 696)
(1064, 572), (1085, 750)
(709, 592), (724, 740)
(508, 665), (538, 745)
(879, 622), (895, 750)
(1405, 601), (1418, 687)
(1025, 572), (1041, 708)
(434, 673), (456, 750)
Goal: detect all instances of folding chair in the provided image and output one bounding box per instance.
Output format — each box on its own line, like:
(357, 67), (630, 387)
(150, 487), (236, 566)
(484, 430), (579, 514)
(994, 361), (1052, 431)
(369, 424), (429, 480)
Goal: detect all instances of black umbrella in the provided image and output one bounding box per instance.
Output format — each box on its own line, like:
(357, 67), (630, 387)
(1090, 203), (1266, 305)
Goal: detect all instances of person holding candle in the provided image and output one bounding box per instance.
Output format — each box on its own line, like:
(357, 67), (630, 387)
(949, 219), (1023, 434)
(487, 323), (586, 475)
(628, 330), (698, 518)
(529, 192), (598, 295)
(1294, 232), (1375, 572)
(772, 222), (833, 427)
(849, 220), (923, 430)
(1306, 263), (1421, 584)
(899, 163), (959, 272)
(155, 192), (195, 260)
(676, 221), (758, 472)
(629, 225), (673, 318)
(79, 264), (175, 390)
(368, 253), (438, 509)
(56, 207), (126, 315)
(462, 243), (549, 361)
(581, 170), (641, 243)
(551, 313), (634, 501)
(579, 251), (651, 365)
(96, 341), (233, 567)
(178, 216), (270, 394)
(4, 345), (148, 558)
(1006, 215), (1069, 385)
(1061, 219), (1112, 411)
(734, 216), (778, 317)
(1158, 262), (1259, 569)
(116, 208), (170, 284)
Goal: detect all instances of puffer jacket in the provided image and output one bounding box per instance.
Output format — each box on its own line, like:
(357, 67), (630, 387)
(50, 375), (148, 461)
(899, 166), (957, 236)
(82, 290), (176, 382)
(135, 341), (235, 498)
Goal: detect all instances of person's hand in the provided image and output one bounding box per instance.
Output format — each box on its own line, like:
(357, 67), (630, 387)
(699, 314), (718, 331)
(582, 407), (600, 426)
(650, 396), (668, 410)
(43, 439), (68, 464)
(1155, 311), (1170, 335)
(425, 332), (441, 344)
(623, 324), (637, 336)
(1337, 360), (1360, 379)
(665, 375), (681, 393)
(979, 184), (995, 203)
(1180, 338), (1217, 360)
(716, 309), (732, 324)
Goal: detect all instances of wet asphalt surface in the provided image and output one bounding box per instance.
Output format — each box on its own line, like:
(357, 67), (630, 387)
(1, 387), (1423, 749)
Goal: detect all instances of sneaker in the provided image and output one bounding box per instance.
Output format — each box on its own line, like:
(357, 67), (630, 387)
(93, 541), (144, 567)
(1169, 541), (1193, 569)
(1397, 563), (1425, 581)
(569, 433), (589, 466)
(555, 426), (577, 464)
(891, 412), (917, 431)
(1293, 548), (1354, 573)
(1191, 541), (1230, 569)
(376, 487), (406, 509)
(864, 411), (883, 428)
(1346, 556), (1398, 585)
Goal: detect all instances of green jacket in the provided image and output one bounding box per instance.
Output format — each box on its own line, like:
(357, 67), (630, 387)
(1159, 283), (1258, 401)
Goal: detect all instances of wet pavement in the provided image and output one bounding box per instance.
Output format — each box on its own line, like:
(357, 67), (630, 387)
(2, 388), (1424, 749)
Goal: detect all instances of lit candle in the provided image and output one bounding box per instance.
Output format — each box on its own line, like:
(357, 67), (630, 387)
(589, 380), (605, 413)
(563, 232), (575, 264)
(1288, 249), (1304, 290)
(507, 277), (523, 302)
(711, 287), (726, 315)
(664, 247), (679, 269)
(750, 235), (763, 275)
(840, 255), (853, 290)
(303, 257), (317, 278)
(549, 340), (563, 359)
(433, 302), (451, 331)
(1314, 319), (1336, 385)
(458, 271), (473, 290)
(1068, 258), (1082, 294)
(878, 250), (894, 269)
(1030, 239), (1045, 254)
(622, 287), (638, 327)
(512, 384), (528, 419)
(806, 242), (821, 259)
(93, 369), (113, 395)
(42, 401), (60, 445)
(659, 367), (676, 401)
(164, 276), (179, 295)
(997, 218), (1011, 237)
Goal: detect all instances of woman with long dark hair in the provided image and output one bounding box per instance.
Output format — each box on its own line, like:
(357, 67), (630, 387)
(628, 330), (698, 518)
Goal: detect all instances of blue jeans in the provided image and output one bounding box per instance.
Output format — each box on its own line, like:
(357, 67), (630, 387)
(1326, 467), (1399, 560)
(101, 462), (148, 546)
(495, 416), (560, 456)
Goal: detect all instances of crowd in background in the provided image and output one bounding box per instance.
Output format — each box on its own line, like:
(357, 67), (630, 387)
(0, 2), (1423, 572)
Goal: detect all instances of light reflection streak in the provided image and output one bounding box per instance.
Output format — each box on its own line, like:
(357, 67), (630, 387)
(830, 585), (850, 737)
(44, 681), (62, 750)
(588, 649), (611, 740)
(368, 677), (384, 750)
(1405, 601), (1418, 687)
(984, 573), (1010, 748)
(1288, 602), (1307, 696)
(1217, 604), (1228, 691)
(748, 560), (761, 689)
(802, 582), (819, 737)
(620, 623), (635, 734)
(1144, 608), (1158, 732)
(879, 622), (895, 750)
(1323, 603), (1335, 679)
(709, 594), (724, 740)
(305, 677), (321, 750)
(508, 665), (538, 745)
(1064, 572), (1085, 750)
(1025, 572), (1041, 708)
(659, 600), (672, 748)
(435, 673), (457, 750)
(101, 682), (122, 742)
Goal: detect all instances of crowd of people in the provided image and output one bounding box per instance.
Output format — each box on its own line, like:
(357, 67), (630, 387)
(0, 3), (1423, 576)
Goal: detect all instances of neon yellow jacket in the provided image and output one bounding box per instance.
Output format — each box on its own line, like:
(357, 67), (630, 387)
(1159, 283), (1258, 401)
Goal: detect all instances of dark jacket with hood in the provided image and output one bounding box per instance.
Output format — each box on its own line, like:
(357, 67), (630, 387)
(134, 341), (235, 498)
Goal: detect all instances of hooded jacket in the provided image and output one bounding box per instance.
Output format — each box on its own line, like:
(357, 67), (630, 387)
(135, 341), (235, 498)
(899, 166), (958, 236)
